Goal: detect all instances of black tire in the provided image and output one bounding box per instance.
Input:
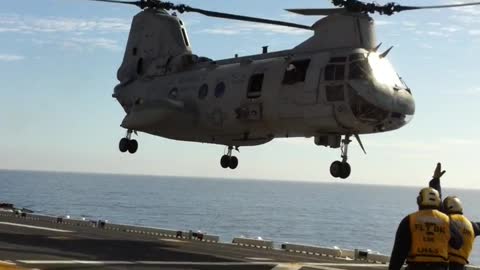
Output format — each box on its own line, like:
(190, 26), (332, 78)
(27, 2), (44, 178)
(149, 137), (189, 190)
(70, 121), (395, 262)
(119, 138), (129, 153)
(128, 139), (138, 154)
(330, 161), (342, 178)
(339, 162), (351, 179)
(220, 155), (230, 168)
(229, 156), (239, 169)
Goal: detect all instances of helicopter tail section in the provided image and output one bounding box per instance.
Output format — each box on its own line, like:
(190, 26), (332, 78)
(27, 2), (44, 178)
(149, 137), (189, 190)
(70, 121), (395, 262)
(117, 9), (192, 83)
(295, 13), (376, 51)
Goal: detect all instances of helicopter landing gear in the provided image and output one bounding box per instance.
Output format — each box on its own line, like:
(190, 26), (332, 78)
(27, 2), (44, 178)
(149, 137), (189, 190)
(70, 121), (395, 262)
(330, 135), (352, 179)
(119, 129), (138, 154)
(220, 146), (239, 170)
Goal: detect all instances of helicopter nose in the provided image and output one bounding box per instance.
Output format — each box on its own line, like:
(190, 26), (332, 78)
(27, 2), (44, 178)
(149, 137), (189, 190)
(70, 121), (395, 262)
(389, 88), (415, 128)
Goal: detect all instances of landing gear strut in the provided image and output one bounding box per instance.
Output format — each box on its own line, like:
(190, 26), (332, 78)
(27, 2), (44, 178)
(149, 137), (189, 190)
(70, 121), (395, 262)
(220, 146), (239, 170)
(330, 135), (351, 179)
(119, 129), (138, 154)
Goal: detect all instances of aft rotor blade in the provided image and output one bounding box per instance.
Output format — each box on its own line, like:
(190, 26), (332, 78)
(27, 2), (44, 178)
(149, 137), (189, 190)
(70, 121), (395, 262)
(183, 6), (312, 30)
(286, 8), (346, 16)
(397, 2), (480, 12)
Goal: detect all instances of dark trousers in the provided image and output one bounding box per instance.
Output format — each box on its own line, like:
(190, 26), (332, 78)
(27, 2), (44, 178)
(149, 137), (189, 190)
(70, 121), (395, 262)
(407, 263), (448, 270)
(449, 262), (466, 270)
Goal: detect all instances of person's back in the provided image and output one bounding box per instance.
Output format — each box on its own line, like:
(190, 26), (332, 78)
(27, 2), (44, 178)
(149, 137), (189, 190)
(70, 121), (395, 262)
(389, 187), (462, 270)
(443, 196), (477, 270)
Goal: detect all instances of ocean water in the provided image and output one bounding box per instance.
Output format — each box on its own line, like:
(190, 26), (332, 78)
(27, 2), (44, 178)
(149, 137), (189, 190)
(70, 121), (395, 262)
(1, 170), (480, 265)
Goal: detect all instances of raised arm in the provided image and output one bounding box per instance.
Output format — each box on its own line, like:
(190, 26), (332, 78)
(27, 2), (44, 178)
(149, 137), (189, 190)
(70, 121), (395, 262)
(429, 163), (446, 200)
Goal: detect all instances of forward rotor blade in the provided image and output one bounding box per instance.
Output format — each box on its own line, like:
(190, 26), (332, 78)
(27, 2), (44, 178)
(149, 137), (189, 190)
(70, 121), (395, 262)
(286, 8), (346, 16)
(87, 0), (143, 7)
(183, 6), (312, 30)
(397, 2), (480, 12)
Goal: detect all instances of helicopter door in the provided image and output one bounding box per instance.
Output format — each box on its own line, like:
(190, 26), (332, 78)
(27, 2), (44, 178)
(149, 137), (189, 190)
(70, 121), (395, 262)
(320, 57), (355, 128)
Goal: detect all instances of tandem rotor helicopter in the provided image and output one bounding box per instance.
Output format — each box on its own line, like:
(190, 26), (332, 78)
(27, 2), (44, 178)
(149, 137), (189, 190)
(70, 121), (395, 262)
(85, 0), (479, 179)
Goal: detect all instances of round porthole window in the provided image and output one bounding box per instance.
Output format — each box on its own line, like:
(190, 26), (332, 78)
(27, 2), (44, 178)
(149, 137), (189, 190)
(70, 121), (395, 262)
(169, 88), (178, 99)
(215, 82), (226, 98)
(198, 84), (208, 99)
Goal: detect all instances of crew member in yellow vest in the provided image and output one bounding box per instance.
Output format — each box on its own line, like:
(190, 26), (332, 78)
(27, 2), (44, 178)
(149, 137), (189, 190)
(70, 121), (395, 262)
(389, 187), (463, 270)
(428, 163), (480, 270)
(442, 196), (480, 270)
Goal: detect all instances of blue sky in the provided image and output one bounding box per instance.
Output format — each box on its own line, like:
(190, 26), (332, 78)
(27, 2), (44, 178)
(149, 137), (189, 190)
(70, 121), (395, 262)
(1, 0), (479, 188)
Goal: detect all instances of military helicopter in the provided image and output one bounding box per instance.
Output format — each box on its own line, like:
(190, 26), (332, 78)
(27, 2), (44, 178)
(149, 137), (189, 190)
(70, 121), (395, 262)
(87, 0), (480, 179)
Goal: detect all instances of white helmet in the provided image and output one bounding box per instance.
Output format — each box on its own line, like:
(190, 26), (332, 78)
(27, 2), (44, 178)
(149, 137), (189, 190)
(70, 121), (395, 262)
(417, 187), (441, 208)
(443, 196), (464, 214)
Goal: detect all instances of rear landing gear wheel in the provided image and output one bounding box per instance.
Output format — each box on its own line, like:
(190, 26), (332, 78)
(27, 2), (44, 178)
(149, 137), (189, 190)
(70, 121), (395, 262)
(119, 130), (139, 154)
(220, 146), (239, 170)
(229, 156), (238, 169)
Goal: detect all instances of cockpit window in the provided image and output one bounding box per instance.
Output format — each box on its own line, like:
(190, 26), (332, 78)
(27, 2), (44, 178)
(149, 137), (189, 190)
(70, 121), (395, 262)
(329, 57), (347, 63)
(349, 53), (365, 61)
(349, 60), (371, 80)
(368, 52), (406, 89)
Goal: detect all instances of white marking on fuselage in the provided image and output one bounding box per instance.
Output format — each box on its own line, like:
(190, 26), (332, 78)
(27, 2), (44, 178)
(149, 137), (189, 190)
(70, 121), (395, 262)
(0, 222), (73, 233)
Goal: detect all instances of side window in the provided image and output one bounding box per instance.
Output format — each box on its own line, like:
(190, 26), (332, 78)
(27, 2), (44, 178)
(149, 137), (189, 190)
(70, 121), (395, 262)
(198, 84), (208, 99)
(247, 74), (264, 99)
(282, 59), (310, 85)
(325, 64), (345, 81)
(215, 82), (226, 98)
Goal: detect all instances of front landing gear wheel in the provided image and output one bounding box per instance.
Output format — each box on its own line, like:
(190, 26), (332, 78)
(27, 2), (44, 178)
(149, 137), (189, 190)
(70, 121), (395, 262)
(330, 161), (342, 178)
(339, 162), (351, 179)
(220, 155), (230, 168)
(330, 161), (351, 179)
(119, 138), (129, 153)
(128, 139), (138, 154)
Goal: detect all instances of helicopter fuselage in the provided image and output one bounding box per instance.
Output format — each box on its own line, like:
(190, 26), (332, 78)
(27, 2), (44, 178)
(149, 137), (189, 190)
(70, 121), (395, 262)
(114, 47), (414, 147)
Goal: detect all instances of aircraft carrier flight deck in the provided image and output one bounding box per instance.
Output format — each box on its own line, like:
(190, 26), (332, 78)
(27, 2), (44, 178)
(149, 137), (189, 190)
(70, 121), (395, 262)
(0, 206), (473, 270)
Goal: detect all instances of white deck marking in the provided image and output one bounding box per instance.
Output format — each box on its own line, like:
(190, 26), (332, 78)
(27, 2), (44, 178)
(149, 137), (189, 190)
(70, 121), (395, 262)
(271, 263), (303, 270)
(158, 238), (185, 243)
(18, 261), (276, 265)
(0, 222), (73, 233)
(0, 260), (16, 265)
(306, 263), (387, 267)
(16, 260), (389, 268)
(245, 257), (273, 261)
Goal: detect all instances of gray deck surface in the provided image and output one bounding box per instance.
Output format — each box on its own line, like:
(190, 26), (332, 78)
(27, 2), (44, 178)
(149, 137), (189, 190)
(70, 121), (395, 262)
(0, 214), (388, 270)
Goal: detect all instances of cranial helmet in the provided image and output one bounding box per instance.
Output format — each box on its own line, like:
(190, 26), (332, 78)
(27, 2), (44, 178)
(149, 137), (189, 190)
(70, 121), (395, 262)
(417, 187), (441, 208)
(443, 196), (464, 214)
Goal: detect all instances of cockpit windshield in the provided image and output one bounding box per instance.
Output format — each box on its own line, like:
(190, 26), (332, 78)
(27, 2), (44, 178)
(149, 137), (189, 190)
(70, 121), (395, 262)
(348, 52), (406, 89)
(349, 53), (371, 80)
(368, 52), (406, 89)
